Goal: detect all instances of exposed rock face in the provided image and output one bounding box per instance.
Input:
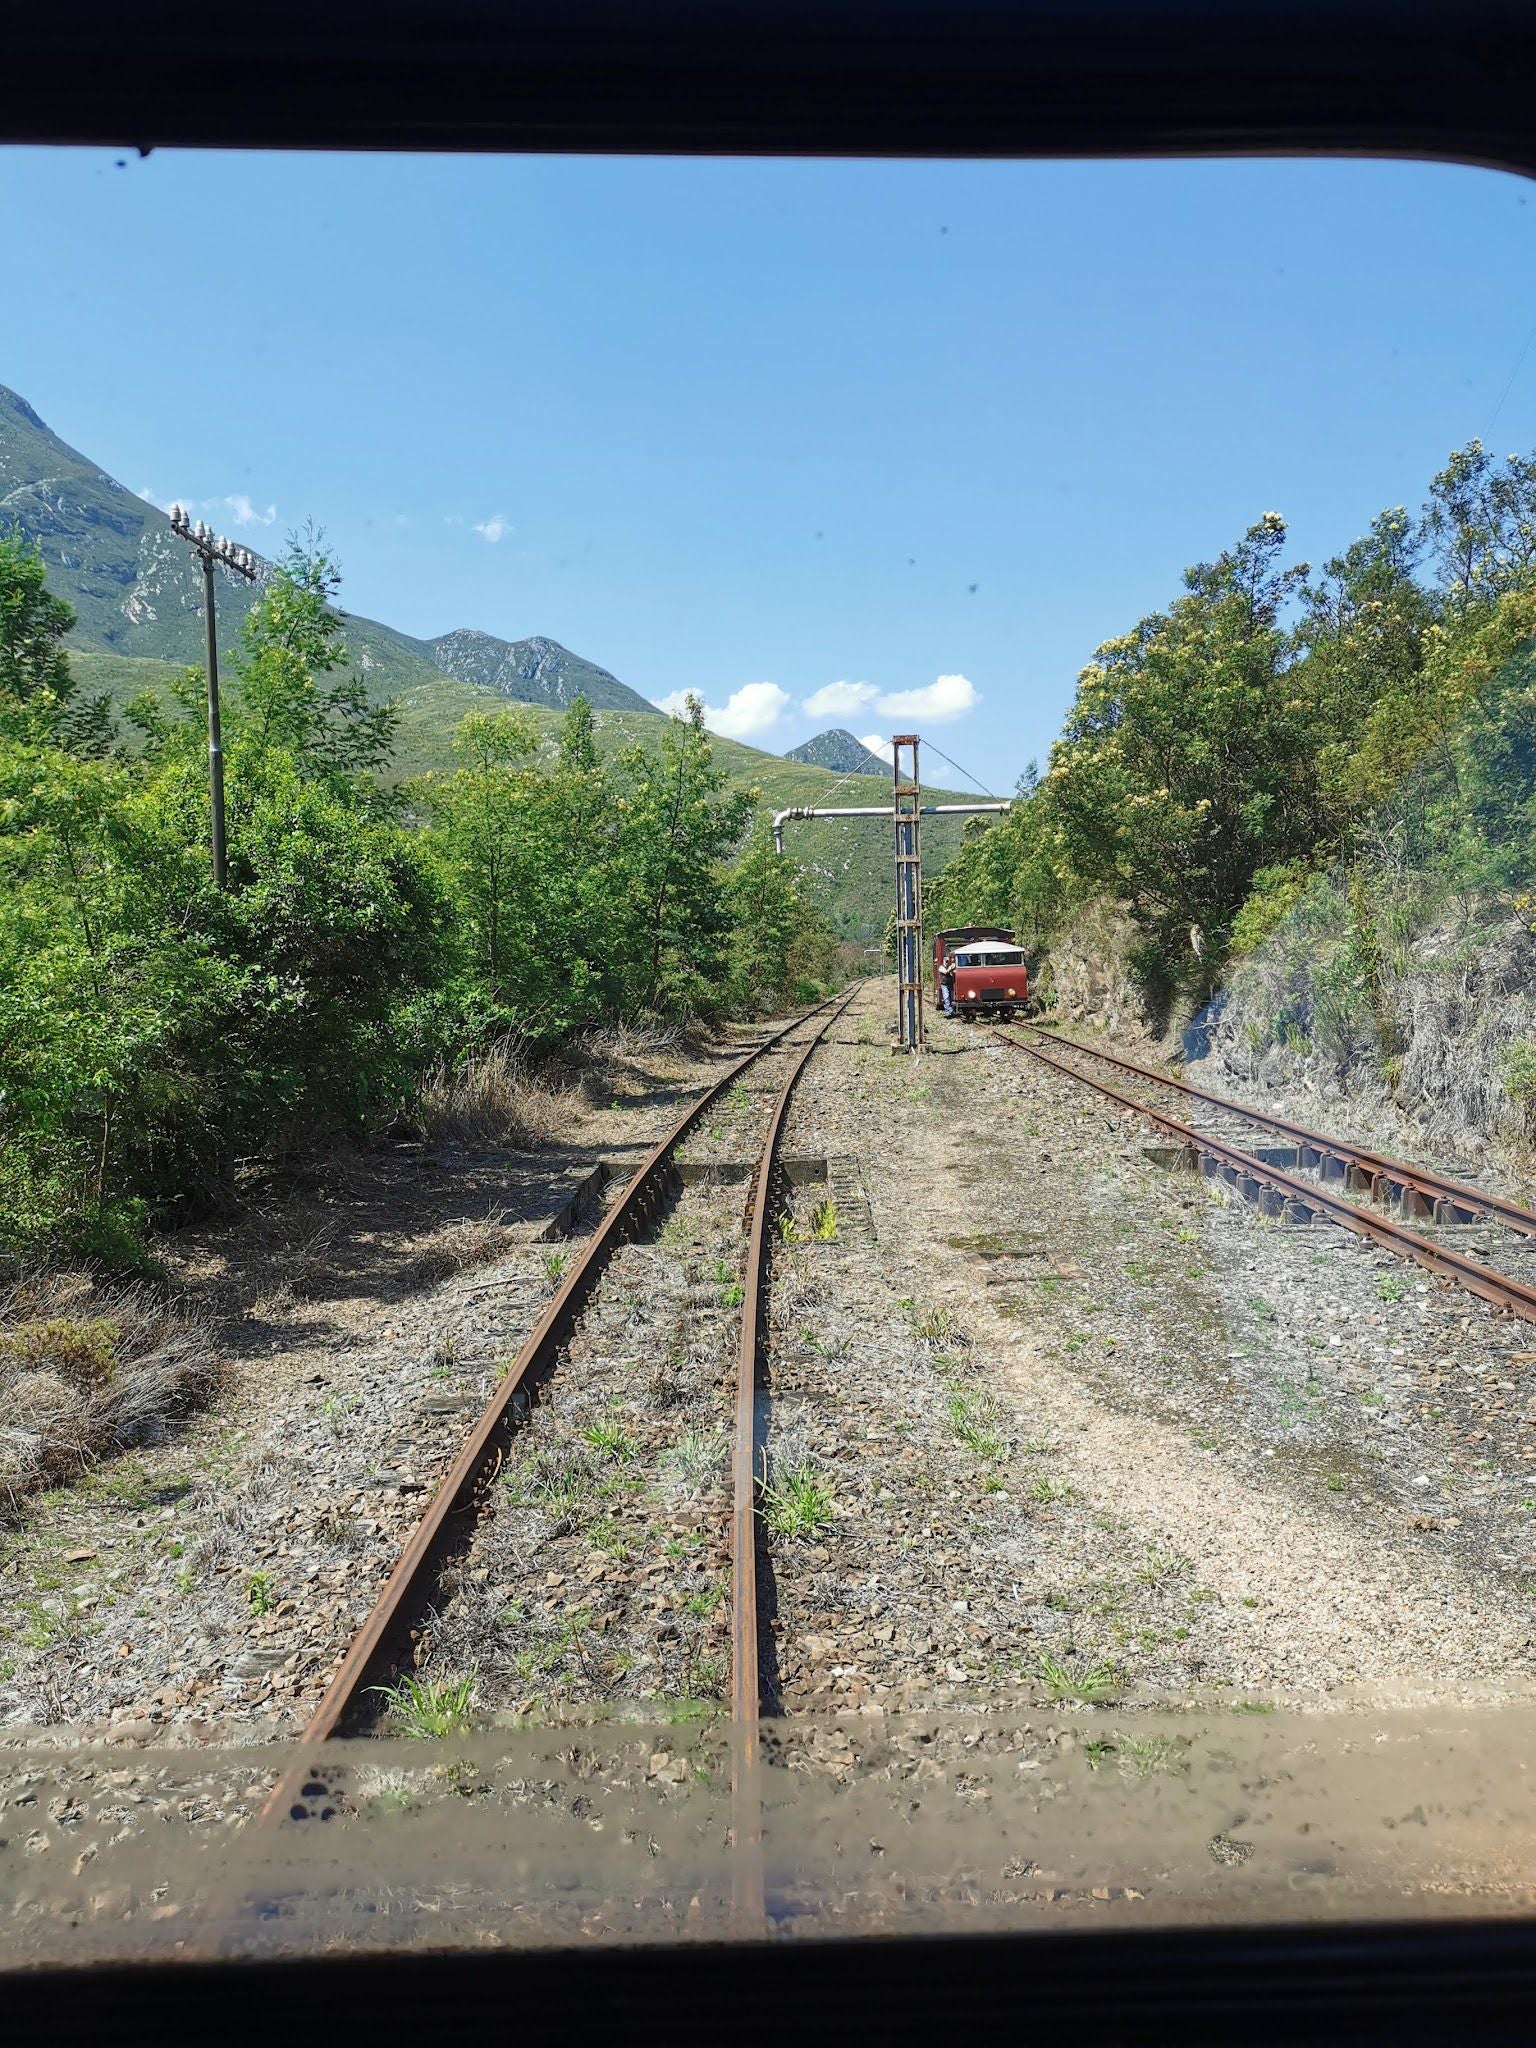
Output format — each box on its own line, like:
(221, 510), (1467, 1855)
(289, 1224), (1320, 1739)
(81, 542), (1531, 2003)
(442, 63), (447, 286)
(1040, 900), (1147, 1041)
(1201, 884), (1536, 1166)
(1040, 871), (1536, 1168)
(785, 728), (889, 777)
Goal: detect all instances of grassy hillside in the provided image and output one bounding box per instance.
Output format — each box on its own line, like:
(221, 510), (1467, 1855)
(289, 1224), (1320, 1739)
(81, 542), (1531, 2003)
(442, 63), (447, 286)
(76, 650), (977, 938)
(5, 383), (986, 939)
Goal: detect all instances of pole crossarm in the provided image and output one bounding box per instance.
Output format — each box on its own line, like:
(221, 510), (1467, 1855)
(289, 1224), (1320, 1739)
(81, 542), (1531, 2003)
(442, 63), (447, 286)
(771, 800), (1008, 854)
(772, 755), (1010, 1054)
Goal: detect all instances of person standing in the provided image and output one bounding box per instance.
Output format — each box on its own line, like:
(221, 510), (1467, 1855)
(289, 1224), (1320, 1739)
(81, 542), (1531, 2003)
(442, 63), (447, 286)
(939, 950), (957, 1018)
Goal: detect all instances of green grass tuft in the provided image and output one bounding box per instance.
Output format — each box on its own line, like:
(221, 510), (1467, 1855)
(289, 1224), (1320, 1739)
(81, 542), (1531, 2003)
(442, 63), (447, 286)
(1036, 1650), (1120, 1704)
(761, 1459), (836, 1536)
(373, 1671), (477, 1739)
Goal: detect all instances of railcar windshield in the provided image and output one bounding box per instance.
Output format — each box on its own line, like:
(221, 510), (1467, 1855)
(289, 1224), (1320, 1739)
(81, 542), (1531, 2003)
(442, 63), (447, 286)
(4, 133), (1536, 1980)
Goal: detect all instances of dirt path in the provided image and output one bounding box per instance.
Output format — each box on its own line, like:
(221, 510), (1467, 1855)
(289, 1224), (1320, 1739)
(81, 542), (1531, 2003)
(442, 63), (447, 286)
(772, 978), (1536, 1707)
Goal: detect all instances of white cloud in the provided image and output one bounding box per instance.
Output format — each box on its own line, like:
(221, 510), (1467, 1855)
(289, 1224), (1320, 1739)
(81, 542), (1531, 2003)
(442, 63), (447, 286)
(871, 672), (979, 724)
(803, 678), (878, 719)
(473, 513), (511, 543)
(712, 681), (792, 738)
(858, 734), (896, 764)
(220, 493), (277, 528)
(651, 681), (792, 741)
(653, 671), (978, 753)
(140, 489), (277, 528)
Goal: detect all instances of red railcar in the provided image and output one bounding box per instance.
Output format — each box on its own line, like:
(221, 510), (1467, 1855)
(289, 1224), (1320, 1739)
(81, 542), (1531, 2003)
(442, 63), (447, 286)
(933, 926), (1029, 1021)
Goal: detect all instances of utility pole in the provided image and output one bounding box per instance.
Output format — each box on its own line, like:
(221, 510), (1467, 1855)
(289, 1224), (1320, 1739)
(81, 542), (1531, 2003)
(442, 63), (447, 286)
(891, 735), (923, 1052)
(771, 743), (1010, 1056)
(168, 505), (259, 888)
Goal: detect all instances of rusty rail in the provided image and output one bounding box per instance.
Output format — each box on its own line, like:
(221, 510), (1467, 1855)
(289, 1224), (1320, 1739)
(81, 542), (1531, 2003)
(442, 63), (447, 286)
(206, 989), (852, 1943)
(729, 996), (851, 1934)
(1006, 1028), (1536, 1326)
(1032, 1023), (1536, 1237)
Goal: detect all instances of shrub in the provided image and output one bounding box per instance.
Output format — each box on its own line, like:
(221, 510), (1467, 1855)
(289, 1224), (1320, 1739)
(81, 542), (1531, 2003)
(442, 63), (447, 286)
(0, 1276), (218, 1508)
(1229, 862), (1314, 956)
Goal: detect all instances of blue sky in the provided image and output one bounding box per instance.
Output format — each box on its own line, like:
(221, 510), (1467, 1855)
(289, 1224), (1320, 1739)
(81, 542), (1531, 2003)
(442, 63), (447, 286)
(5, 148), (1536, 787)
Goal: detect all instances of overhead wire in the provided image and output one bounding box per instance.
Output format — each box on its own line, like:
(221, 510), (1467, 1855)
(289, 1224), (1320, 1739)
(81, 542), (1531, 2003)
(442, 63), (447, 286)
(1484, 313), (1536, 440)
(917, 737), (1000, 802)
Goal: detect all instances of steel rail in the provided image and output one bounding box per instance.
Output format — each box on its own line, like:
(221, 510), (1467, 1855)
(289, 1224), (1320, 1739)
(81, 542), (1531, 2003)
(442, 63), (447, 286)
(729, 992), (853, 1937)
(198, 989), (851, 1947)
(1032, 1024), (1536, 1238)
(1006, 1028), (1536, 1326)
(298, 991), (848, 1755)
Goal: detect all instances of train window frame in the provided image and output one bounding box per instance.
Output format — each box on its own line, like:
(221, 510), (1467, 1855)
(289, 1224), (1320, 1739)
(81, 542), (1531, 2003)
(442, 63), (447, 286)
(8, 1), (1536, 2037)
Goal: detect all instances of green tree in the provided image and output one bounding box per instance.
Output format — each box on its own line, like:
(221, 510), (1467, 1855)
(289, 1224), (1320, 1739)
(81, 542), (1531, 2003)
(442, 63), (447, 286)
(609, 697), (752, 1014)
(131, 533), (397, 784)
(1296, 512), (1429, 783)
(1422, 439), (1536, 608)
(925, 764), (1071, 952)
(232, 533), (397, 776)
(0, 538), (447, 1266)
(0, 532), (112, 754)
(1044, 513), (1314, 992)
(0, 741), (231, 1261)
(726, 825), (836, 1009)
(416, 705), (609, 1041)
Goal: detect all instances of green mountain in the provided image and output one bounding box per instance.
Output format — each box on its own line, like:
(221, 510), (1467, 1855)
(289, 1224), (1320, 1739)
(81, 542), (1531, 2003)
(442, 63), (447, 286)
(0, 384), (989, 937)
(427, 628), (653, 714)
(785, 727), (889, 776)
(0, 382), (449, 699)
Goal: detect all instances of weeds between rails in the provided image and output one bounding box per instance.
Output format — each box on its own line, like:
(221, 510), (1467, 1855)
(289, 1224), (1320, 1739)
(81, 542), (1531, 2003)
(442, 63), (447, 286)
(1002, 1026), (1536, 1327)
(350, 993), (852, 1738)
(195, 993), (854, 1948)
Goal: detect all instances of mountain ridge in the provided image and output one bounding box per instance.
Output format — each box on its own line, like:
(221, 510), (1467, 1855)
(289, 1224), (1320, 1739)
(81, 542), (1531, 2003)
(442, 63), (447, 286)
(426, 627), (653, 714)
(0, 384), (646, 720)
(0, 384), (987, 935)
(785, 727), (889, 777)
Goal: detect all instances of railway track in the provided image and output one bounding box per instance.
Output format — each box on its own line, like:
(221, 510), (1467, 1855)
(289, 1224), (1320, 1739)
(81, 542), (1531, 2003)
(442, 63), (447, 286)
(1001, 1024), (1536, 1327)
(209, 989), (854, 1944)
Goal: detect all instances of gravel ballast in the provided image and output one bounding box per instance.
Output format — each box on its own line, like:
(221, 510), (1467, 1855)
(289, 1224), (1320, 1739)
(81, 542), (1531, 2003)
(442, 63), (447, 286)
(8, 980), (1536, 1960)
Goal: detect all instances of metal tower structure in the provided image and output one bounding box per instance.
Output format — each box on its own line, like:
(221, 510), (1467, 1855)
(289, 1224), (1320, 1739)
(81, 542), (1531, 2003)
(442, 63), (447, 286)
(891, 735), (924, 1052)
(770, 743), (1009, 1055)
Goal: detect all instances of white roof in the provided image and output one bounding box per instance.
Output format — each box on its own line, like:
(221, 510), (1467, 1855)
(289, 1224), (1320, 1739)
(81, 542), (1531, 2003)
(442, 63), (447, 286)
(954, 939), (1021, 956)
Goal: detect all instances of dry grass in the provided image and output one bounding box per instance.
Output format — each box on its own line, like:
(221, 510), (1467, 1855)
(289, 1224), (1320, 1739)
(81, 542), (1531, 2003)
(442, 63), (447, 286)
(419, 1018), (706, 1143)
(400, 1213), (519, 1290)
(417, 1041), (572, 1150)
(581, 1019), (687, 1064)
(0, 1273), (220, 1512)
(555, 1018), (699, 1108)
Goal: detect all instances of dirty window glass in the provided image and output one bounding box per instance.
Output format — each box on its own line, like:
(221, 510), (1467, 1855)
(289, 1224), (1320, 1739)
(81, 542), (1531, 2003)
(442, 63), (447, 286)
(3, 150), (1536, 1961)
